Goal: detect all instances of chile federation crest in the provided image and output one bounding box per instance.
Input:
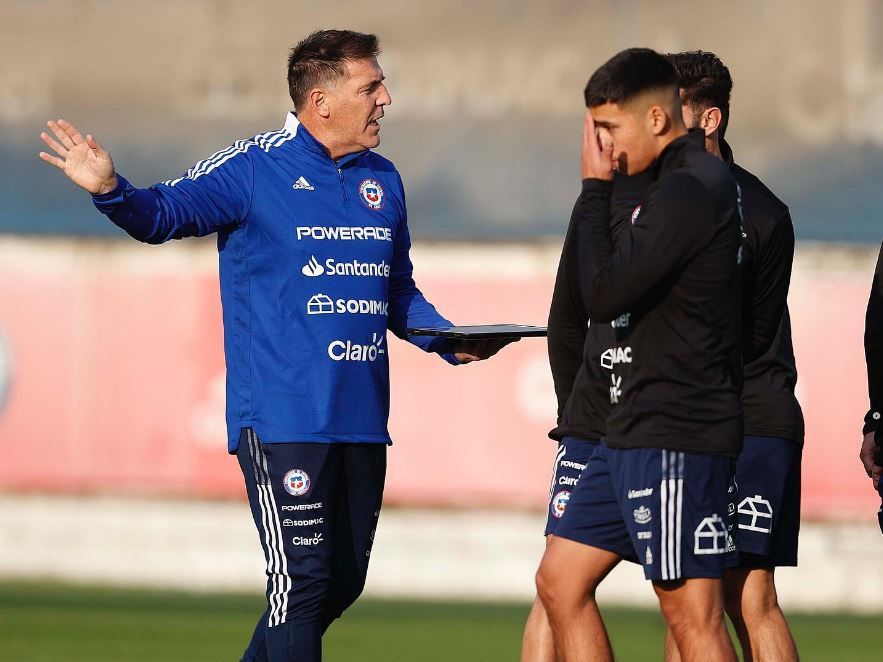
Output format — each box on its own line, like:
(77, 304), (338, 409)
(283, 468), (311, 497)
(551, 490), (571, 519)
(359, 179), (385, 210)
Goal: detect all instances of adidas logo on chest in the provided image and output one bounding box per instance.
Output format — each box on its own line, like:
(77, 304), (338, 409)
(292, 176), (314, 191)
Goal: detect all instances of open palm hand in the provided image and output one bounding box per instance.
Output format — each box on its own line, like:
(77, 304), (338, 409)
(39, 119), (118, 195)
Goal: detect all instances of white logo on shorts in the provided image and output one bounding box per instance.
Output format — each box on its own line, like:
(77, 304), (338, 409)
(694, 514), (728, 555)
(633, 505), (652, 524)
(737, 495), (773, 533)
(551, 490), (571, 519)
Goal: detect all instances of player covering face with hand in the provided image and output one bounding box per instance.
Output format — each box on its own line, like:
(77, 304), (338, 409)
(535, 48), (743, 662)
(526, 50), (801, 662)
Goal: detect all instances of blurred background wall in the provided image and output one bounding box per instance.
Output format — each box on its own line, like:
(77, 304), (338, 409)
(0, 0), (881, 609)
(0, 239), (877, 518)
(3, 0), (883, 240)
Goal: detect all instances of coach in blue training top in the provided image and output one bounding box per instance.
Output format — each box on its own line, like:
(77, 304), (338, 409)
(39, 29), (511, 662)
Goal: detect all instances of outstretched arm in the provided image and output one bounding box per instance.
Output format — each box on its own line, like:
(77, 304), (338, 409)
(39, 118), (252, 243)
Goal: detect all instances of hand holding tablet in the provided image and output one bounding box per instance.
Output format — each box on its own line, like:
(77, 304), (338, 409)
(407, 325), (547, 363)
(407, 324), (547, 339)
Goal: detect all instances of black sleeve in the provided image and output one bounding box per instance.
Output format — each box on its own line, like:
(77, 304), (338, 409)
(864, 241), (883, 435)
(578, 173), (716, 322)
(547, 199), (589, 418)
(742, 211), (795, 362)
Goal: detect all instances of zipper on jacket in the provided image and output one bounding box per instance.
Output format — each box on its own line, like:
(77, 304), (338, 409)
(337, 168), (349, 205)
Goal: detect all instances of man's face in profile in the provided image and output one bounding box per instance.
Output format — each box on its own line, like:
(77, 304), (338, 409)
(324, 57), (392, 153)
(590, 101), (656, 176)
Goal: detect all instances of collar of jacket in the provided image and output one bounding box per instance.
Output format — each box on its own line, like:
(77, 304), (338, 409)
(651, 128), (706, 180)
(283, 112), (368, 168)
(720, 138), (736, 167)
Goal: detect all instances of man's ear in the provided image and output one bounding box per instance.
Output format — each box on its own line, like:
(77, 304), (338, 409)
(647, 105), (671, 137)
(307, 88), (331, 119)
(700, 107), (722, 137)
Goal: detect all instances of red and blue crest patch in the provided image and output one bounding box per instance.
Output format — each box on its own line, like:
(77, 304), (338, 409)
(359, 179), (384, 210)
(283, 468), (311, 496)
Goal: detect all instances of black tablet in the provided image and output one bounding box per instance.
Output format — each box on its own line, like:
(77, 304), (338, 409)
(407, 324), (547, 339)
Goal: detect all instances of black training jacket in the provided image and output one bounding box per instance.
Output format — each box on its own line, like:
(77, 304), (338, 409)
(725, 141), (804, 443)
(578, 130), (743, 457)
(549, 136), (799, 448)
(548, 172), (652, 442)
(865, 242), (883, 437)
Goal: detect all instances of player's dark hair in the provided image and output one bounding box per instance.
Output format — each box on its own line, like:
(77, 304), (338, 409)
(666, 50), (733, 138)
(288, 30), (381, 111)
(584, 48), (679, 109)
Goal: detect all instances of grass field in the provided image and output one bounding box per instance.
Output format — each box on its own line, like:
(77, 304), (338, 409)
(0, 581), (879, 661)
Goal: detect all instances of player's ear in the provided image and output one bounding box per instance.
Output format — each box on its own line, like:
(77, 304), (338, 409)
(647, 105), (670, 137)
(307, 88), (331, 119)
(700, 107), (722, 137)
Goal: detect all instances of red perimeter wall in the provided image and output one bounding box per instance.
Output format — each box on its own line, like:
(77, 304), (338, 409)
(0, 240), (876, 519)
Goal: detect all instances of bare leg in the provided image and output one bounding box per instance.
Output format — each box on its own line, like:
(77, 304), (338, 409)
(521, 595), (556, 662)
(723, 570), (754, 662)
(663, 625), (683, 662)
(724, 568), (798, 662)
(654, 578), (737, 662)
(536, 535), (621, 662)
(522, 535), (557, 662)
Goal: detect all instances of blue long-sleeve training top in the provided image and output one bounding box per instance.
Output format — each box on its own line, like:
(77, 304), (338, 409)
(93, 113), (457, 452)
